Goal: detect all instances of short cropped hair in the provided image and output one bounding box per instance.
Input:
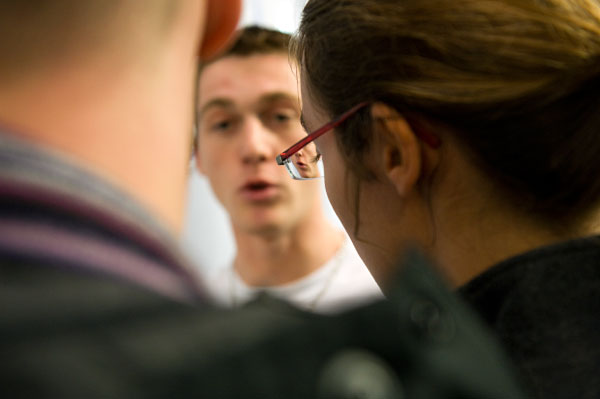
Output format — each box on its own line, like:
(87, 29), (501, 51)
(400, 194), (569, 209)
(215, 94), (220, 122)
(203, 25), (291, 68)
(0, 0), (178, 83)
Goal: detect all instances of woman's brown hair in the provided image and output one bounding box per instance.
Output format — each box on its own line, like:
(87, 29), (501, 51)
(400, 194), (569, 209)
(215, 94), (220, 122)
(293, 0), (600, 226)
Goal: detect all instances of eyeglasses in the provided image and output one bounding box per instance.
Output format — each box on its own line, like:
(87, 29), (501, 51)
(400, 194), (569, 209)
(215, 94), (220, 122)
(276, 102), (441, 180)
(276, 102), (370, 180)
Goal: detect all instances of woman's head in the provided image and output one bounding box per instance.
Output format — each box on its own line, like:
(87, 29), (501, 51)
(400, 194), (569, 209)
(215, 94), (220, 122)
(294, 0), (600, 283)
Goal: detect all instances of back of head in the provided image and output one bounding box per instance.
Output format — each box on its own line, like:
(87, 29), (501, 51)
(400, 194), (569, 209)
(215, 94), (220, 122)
(294, 0), (600, 228)
(0, 0), (178, 86)
(0, 0), (207, 232)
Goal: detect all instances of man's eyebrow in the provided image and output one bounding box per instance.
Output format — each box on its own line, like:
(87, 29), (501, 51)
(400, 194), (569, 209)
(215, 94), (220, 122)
(257, 92), (300, 108)
(198, 98), (234, 118)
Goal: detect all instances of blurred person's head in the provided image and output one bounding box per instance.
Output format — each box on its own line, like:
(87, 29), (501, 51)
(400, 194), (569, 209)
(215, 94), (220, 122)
(0, 0), (241, 232)
(292, 0), (600, 286)
(196, 26), (324, 237)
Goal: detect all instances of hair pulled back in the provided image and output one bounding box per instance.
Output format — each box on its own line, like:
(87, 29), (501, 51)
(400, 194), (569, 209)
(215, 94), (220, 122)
(294, 0), (600, 224)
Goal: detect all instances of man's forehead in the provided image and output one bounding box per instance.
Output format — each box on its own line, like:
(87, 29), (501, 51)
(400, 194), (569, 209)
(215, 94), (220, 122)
(198, 54), (299, 105)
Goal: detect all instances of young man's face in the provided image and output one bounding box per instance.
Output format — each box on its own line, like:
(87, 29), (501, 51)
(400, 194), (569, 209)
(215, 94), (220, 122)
(196, 53), (322, 235)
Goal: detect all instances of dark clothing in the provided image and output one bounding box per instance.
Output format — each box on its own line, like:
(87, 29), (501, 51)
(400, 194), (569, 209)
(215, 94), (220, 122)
(0, 132), (526, 398)
(0, 132), (203, 302)
(460, 237), (600, 399)
(1, 250), (527, 399)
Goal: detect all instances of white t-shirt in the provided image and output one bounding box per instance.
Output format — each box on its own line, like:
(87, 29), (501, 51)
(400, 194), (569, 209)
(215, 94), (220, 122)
(202, 238), (384, 314)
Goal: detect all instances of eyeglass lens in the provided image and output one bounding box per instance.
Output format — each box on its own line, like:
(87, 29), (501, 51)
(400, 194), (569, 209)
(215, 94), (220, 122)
(283, 141), (323, 180)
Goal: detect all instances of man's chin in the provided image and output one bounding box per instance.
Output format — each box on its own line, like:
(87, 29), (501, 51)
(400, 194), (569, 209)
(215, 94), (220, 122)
(237, 216), (291, 236)
(245, 223), (285, 237)
(236, 209), (286, 234)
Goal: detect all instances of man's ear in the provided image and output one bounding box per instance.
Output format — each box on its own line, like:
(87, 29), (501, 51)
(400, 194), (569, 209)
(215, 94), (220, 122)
(371, 103), (422, 197)
(199, 0), (241, 61)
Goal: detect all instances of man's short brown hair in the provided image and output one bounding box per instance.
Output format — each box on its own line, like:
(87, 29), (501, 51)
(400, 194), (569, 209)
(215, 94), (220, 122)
(206, 25), (291, 66)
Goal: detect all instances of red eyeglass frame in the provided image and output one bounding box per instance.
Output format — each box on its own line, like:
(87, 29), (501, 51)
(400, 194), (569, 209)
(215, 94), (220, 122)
(276, 102), (440, 166)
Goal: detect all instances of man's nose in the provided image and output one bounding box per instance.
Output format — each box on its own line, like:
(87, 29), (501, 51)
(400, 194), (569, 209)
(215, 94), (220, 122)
(240, 117), (273, 164)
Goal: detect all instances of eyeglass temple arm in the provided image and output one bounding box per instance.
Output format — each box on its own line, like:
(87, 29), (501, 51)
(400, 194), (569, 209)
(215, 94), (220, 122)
(276, 102), (370, 165)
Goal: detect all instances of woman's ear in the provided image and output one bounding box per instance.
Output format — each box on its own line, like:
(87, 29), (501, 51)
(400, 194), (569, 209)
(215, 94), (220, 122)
(199, 0), (241, 61)
(371, 103), (422, 197)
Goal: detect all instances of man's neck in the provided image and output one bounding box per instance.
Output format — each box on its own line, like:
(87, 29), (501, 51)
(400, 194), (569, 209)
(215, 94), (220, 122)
(0, 51), (195, 234)
(232, 215), (344, 287)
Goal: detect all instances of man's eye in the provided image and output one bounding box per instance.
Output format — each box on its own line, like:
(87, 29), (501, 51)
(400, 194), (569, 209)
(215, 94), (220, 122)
(274, 113), (292, 122)
(211, 120), (232, 131)
(264, 109), (296, 126)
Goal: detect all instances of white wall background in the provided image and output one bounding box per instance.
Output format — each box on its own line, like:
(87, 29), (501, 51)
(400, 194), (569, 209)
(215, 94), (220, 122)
(238, 0), (308, 33)
(181, 0), (345, 275)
